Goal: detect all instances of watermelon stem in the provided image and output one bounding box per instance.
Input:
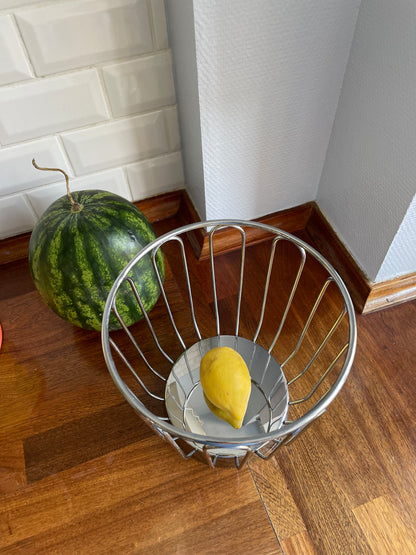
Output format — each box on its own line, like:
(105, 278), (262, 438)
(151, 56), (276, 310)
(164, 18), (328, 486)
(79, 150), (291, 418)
(32, 159), (82, 212)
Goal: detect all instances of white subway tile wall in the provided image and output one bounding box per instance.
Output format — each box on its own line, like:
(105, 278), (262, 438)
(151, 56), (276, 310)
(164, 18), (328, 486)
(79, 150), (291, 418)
(126, 151), (184, 198)
(15, 0), (154, 76)
(62, 111), (170, 174)
(0, 0), (183, 240)
(164, 106), (182, 151)
(0, 69), (109, 144)
(27, 168), (133, 218)
(0, 15), (33, 85)
(0, 194), (36, 239)
(0, 137), (70, 194)
(101, 52), (176, 117)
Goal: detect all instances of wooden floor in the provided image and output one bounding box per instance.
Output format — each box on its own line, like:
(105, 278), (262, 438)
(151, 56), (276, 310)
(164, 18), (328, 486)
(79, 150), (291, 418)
(0, 214), (415, 554)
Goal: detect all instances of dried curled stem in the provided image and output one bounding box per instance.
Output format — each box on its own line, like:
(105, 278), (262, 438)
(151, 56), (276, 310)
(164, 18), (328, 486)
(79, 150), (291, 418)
(32, 159), (81, 211)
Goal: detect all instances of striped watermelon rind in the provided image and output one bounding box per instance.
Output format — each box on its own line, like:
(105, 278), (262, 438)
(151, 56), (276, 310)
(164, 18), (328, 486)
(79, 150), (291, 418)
(29, 190), (164, 331)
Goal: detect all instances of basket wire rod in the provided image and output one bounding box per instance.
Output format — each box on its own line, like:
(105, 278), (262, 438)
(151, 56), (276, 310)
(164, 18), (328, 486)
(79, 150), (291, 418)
(165, 376), (189, 414)
(209, 228), (220, 337)
(151, 238), (202, 349)
(169, 436), (199, 459)
(255, 438), (284, 460)
(183, 349), (197, 386)
(283, 407), (326, 426)
(182, 381), (202, 430)
(147, 422), (165, 439)
(257, 351), (275, 393)
(265, 304), (347, 422)
(287, 305), (347, 387)
(149, 243), (198, 387)
(267, 374), (289, 412)
(245, 340), (261, 381)
(281, 276), (335, 369)
(125, 277), (174, 365)
(234, 229), (246, 337)
(184, 448), (199, 460)
(238, 449), (255, 469)
(166, 355), (193, 403)
(209, 225), (246, 337)
(268, 244), (306, 354)
(257, 418), (321, 458)
(108, 336), (165, 401)
(110, 302), (167, 382)
(255, 368), (286, 428)
(289, 342), (349, 405)
(252, 236), (279, 344)
(162, 430), (192, 460)
(247, 375), (275, 433)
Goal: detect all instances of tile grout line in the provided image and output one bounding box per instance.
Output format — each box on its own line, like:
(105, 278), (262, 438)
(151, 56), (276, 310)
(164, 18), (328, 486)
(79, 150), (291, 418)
(9, 12), (36, 79)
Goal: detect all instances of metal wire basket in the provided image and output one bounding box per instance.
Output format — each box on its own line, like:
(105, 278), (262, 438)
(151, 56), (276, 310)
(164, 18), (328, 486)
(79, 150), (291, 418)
(102, 220), (357, 468)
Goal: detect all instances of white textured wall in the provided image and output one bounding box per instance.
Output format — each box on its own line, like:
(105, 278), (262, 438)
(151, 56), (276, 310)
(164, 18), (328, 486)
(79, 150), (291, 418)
(318, 0), (416, 282)
(0, 0), (184, 240)
(376, 195), (416, 282)
(189, 0), (361, 220)
(164, 0), (206, 219)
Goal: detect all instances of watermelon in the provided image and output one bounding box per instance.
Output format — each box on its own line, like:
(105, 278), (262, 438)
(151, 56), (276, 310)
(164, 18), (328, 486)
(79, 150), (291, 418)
(28, 188), (164, 332)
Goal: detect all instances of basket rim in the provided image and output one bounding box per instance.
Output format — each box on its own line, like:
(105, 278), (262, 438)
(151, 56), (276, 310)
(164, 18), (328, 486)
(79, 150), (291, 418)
(101, 219), (357, 446)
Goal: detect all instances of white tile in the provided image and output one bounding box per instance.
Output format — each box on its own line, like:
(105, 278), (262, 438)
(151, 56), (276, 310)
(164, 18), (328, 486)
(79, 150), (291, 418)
(163, 106), (181, 150)
(150, 0), (169, 50)
(102, 52), (176, 117)
(16, 0), (153, 76)
(0, 137), (70, 196)
(0, 0), (34, 9)
(26, 168), (132, 218)
(0, 15), (33, 86)
(62, 111), (170, 175)
(0, 69), (108, 145)
(126, 151), (184, 200)
(0, 193), (36, 239)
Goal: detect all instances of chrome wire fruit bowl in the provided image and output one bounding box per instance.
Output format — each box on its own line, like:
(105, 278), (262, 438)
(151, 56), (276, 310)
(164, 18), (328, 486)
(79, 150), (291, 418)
(102, 220), (357, 468)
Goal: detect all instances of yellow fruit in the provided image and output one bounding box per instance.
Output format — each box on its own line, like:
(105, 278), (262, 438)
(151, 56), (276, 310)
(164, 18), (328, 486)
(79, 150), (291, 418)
(200, 346), (251, 429)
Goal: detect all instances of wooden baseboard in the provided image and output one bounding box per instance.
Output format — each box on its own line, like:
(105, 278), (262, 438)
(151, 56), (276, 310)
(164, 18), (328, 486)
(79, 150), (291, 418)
(183, 202), (313, 260)
(0, 233), (31, 267)
(305, 204), (416, 313)
(136, 190), (184, 223)
(1, 190), (414, 314)
(141, 191), (313, 261)
(305, 205), (371, 313)
(0, 190), (186, 267)
(177, 198), (416, 314)
(363, 273), (416, 313)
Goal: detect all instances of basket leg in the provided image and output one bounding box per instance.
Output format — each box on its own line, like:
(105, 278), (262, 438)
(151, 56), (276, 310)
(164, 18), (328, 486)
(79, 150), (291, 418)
(237, 449), (255, 469)
(202, 445), (215, 469)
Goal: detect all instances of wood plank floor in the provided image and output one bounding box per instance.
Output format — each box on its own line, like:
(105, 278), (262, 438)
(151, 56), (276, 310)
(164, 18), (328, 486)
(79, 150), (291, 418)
(0, 214), (415, 554)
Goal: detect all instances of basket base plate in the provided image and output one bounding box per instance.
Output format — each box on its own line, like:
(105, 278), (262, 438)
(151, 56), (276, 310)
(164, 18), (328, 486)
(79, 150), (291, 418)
(165, 335), (289, 458)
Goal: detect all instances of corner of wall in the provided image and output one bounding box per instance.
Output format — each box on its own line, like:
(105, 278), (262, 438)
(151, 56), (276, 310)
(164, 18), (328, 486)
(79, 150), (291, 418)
(164, 0), (206, 220)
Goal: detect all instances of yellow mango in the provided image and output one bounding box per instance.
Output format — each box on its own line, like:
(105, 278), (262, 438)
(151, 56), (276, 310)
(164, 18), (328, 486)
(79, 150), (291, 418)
(200, 346), (251, 429)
